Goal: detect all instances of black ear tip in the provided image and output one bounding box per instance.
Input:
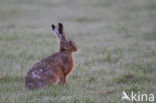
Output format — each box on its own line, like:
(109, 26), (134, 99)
(58, 23), (63, 27)
(52, 24), (55, 30)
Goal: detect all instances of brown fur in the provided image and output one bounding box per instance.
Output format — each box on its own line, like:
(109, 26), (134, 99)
(25, 23), (78, 89)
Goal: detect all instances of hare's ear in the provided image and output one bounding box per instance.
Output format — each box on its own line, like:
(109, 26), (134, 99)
(58, 23), (66, 40)
(52, 24), (56, 30)
(51, 24), (61, 39)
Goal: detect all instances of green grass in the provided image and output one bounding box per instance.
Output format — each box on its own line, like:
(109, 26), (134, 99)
(0, 0), (156, 103)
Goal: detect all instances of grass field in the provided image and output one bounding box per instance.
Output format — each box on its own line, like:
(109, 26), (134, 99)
(0, 0), (156, 103)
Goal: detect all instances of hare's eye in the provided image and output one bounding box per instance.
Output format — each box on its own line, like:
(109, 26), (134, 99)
(69, 41), (72, 44)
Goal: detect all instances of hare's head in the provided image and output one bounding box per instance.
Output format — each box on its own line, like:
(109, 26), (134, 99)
(52, 23), (78, 52)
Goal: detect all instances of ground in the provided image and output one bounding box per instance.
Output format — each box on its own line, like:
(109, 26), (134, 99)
(0, 0), (156, 103)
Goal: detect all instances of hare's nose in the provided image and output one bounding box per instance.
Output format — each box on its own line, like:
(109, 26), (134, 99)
(74, 46), (78, 51)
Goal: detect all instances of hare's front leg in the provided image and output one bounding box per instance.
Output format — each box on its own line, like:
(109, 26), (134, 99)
(51, 74), (60, 84)
(59, 75), (66, 84)
(62, 77), (66, 84)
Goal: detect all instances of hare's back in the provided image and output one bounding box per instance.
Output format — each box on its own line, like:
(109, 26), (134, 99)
(27, 59), (54, 77)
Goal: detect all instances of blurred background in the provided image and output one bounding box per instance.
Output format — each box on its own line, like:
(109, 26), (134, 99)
(0, 0), (156, 103)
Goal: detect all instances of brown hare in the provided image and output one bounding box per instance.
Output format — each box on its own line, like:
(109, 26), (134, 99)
(25, 23), (78, 89)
